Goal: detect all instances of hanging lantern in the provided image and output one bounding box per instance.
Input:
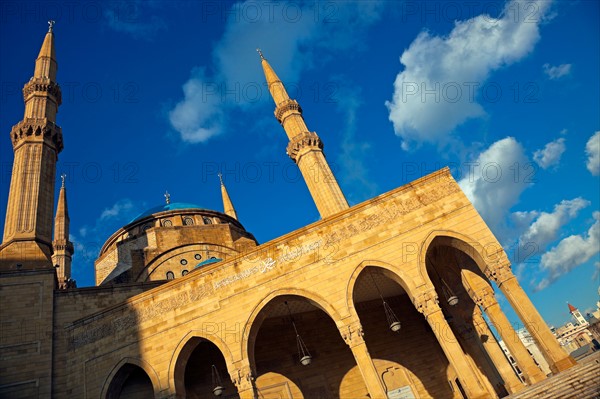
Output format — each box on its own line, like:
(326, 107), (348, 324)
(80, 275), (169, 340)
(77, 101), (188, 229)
(384, 300), (402, 332)
(369, 270), (401, 332)
(285, 301), (313, 366)
(211, 364), (224, 396)
(441, 279), (459, 306)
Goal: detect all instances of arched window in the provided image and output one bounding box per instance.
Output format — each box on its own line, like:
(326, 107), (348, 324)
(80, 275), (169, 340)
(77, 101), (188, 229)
(203, 216), (212, 225)
(183, 217), (194, 225)
(162, 219), (173, 227)
(194, 254), (202, 260)
(180, 259), (188, 265)
(182, 270), (188, 276)
(166, 271), (175, 280)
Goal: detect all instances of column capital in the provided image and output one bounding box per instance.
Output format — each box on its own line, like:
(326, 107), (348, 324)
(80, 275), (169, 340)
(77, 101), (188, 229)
(470, 287), (496, 311)
(484, 261), (514, 285)
(413, 290), (440, 317)
(339, 319), (365, 348)
(230, 363), (255, 393)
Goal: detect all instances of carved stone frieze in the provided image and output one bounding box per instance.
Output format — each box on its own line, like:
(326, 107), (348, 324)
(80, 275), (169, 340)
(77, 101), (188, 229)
(286, 131), (324, 162)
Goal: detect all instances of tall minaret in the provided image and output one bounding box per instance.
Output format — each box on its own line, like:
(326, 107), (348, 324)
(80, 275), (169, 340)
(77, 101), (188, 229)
(258, 50), (349, 218)
(52, 174), (74, 288)
(219, 173), (238, 220)
(568, 303), (588, 326)
(0, 21), (64, 269)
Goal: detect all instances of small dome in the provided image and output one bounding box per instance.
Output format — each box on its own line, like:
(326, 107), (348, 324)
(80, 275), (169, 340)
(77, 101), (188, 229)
(130, 202), (202, 223)
(195, 258), (222, 269)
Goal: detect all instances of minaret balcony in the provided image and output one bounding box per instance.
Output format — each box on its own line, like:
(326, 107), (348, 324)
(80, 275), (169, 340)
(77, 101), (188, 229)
(275, 99), (302, 123)
(10, 118), (63, 151)
(23, 79), (62, 105)
(286, 131), (324, 162)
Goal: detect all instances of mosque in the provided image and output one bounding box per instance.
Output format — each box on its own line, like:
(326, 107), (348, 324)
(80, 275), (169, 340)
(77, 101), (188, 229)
(0, 24), (581, 399)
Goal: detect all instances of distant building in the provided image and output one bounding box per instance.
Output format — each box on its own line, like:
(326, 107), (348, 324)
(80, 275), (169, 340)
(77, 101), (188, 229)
(552, 303), (595, 359)
(498, 328), (552, 382)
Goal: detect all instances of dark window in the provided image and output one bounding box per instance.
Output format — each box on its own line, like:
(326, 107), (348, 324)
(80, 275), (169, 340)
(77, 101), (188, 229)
(166, 271), (175, 280)
(162, 219), (173, 227)
(203, 217), (212, 224)
(182, 270), (188, 276)
(183, 217), (194, 225)
(194, 254), (202, 260)
(180, 259), (188, 265)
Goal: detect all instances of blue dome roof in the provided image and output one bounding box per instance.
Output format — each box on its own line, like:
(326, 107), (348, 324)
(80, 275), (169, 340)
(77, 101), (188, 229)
(130, 202), (202, 223)
(194, 258), (222, 269)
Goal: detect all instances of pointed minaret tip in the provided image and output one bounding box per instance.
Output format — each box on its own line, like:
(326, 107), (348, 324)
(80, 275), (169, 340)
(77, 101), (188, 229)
(219, 173), (238, 220)
(256, 48), (265, 60)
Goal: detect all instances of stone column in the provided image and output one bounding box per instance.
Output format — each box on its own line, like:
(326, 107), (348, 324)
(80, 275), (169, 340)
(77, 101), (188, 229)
(472, 287), (545, 384)
(471, 306), (525, 394)
(486, 263), (577, 373)
(230, 363), (256, 399)
(414, 290), (492, 399)
(339, 319), (388, 399)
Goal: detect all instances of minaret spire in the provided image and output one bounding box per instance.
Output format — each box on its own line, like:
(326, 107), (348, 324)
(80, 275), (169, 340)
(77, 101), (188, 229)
(258, 51), (349, 218)
(0, 23), (64, 269)
(219, 173), (238, 220)
(52, 174), (74, 288)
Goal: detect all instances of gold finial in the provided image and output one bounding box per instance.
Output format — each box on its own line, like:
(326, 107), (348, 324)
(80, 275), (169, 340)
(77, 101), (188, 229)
(164, 190), (171, 205)
(48, 20), (55, 33)
(60, 173), (66, 188)
(218, 172), (224, 186)
(256, 48), (265, 60)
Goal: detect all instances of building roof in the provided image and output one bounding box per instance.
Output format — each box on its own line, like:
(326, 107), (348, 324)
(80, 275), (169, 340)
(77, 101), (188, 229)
(568, 303), (578, 313)
(130, 202), (203, 223)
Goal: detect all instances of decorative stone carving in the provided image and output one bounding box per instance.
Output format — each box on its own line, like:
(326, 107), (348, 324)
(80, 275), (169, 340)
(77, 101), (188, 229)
(340, 321), (365, 347)
(286, 131), (324, 162)
(230, 365), (255, 391)
(275, 99), (302, 123)
(23, 78), (62, 104)
(413, 290), (440, 317)
(484, 262), (514, 285)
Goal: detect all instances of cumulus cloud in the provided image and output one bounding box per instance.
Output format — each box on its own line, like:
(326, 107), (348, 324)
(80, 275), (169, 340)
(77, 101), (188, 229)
(543, 63), (572, 80)
(518, 198), (589, 262)
(386, 0), (550, 149)
(168, 68), (224, 143)
(586, 131), (600, 176)
(533, 137), (566, 169)
(535, 212), (600, 291)
(458, 137), (532, 238)
(169, 0), (385, 144)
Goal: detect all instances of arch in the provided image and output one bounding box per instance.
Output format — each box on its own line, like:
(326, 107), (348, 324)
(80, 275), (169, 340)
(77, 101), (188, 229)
(345, 260), (423, 318)
(101, 357), (160, 399)
(168, 330), (236, 395)
(241, 288), (344, 367)
(419, 230), (507, 282)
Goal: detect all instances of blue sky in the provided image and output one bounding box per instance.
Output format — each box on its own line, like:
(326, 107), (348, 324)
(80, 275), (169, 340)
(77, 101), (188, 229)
(0, 0), (598, 329)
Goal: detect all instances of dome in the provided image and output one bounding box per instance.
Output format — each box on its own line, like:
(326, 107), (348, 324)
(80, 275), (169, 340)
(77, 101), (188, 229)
(194, 258), (222, 269)
(130, 202), (202, 223)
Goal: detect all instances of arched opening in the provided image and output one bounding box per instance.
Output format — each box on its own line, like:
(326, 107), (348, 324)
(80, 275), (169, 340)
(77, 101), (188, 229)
(424, 239), (527, 396)
(248, 294), (368, 398)
(352, 266), (459, 398)
(105, 363), (154, 399)
(174, 337), (238, 398)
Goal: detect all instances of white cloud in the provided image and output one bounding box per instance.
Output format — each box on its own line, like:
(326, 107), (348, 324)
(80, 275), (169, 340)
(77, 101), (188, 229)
(519, 198), (589, 255)
(586, 131), (600, 176)
(535, 212), (600, 290)
(458, 137), (532, 238)
(533, 137), (566, 169)
(169, 1), (385, 144)
(168, 68), (224, 143)
(99, 199), (135, 221)
(386, 0), (550, 150)
(543, 63), (572, 80)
